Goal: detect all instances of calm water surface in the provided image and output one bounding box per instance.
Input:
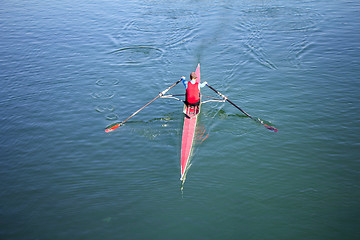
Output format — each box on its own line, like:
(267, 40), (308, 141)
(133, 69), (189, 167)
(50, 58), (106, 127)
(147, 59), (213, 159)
(1, 0), (359, 239)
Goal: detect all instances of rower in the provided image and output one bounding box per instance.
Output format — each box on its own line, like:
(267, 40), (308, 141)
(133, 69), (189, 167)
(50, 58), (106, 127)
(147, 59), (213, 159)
(181, 72), (207, 106)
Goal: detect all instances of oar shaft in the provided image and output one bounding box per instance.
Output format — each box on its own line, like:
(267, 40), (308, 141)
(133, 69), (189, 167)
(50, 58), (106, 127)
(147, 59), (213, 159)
(206, 84), (278, 132)
(161, 79), (182, 96)
(121, 95), (160, 125)
(224, 98), (255, 121)
(207, 84), (253, 119)
(105, 79), (182, 132)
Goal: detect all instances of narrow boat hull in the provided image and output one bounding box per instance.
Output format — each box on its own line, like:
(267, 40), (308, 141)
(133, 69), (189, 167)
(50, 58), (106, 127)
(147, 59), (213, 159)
(180, 64), (201, 181)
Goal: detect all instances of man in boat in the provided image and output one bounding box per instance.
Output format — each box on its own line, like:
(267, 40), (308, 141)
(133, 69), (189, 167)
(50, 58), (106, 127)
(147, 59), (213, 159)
(181, 72), (207, 106)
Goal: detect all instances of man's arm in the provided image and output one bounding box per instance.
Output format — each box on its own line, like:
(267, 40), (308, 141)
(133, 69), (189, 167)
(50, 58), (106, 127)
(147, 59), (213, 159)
(181, 76), (188, 88)
(199, 81), (208, 88)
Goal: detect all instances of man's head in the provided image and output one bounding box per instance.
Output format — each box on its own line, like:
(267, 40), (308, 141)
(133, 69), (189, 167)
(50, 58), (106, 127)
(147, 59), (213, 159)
(190, 72), (197, 80)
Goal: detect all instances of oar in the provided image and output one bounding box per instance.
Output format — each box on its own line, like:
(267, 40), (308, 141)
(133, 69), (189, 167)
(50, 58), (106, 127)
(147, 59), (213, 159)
(105, 79), (182, 133)
(206, 84), (278, 132)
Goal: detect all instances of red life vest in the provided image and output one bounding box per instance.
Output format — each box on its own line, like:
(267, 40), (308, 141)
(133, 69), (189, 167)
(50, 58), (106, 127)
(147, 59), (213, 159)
(186, 81), (200, 104)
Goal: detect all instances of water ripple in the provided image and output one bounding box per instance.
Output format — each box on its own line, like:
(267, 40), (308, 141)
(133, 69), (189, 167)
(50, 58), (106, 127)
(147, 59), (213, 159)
(287, 38), (316, 68)
(234, 17), (278, 70)
(109, 46), (164, 66)
(233, 6), (322, 69)
(105, 113), (119, 121)
(95, 78), (120, 87)
(95, 104), (114, 113)
(91, 90), (115, 100)
(240, 6), (322, 32)
(107, 7), (200, 55)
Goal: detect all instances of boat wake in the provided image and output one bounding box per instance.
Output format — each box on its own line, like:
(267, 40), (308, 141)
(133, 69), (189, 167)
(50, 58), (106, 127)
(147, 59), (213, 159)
(232, 5), (322, 69)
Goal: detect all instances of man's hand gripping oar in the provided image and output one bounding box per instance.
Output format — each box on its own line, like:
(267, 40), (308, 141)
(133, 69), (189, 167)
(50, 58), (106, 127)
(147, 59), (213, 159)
(206, 84), (278, 132)
(105, 79), (182, 133)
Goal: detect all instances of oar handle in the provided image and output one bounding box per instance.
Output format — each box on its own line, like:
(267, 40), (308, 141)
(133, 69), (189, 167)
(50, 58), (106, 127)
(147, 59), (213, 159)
(160, 79), (182, 96)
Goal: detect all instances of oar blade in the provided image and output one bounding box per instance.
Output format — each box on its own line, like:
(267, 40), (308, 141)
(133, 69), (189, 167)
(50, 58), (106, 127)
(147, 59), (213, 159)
(264, 124), (278, 132)
(256, 117), (278, 132)
(105, 122), (122, 133)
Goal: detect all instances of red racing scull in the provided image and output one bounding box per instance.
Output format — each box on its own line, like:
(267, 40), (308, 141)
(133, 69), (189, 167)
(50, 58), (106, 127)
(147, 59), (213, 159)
(180, 64), (201, 182)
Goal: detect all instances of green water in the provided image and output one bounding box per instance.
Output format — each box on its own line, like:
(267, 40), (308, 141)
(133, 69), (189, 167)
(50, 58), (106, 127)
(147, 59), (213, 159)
(1, 0), (359, 239)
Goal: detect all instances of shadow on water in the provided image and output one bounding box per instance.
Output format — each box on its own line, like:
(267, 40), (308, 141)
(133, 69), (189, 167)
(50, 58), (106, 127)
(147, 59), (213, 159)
(105, 112), (181, 140)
